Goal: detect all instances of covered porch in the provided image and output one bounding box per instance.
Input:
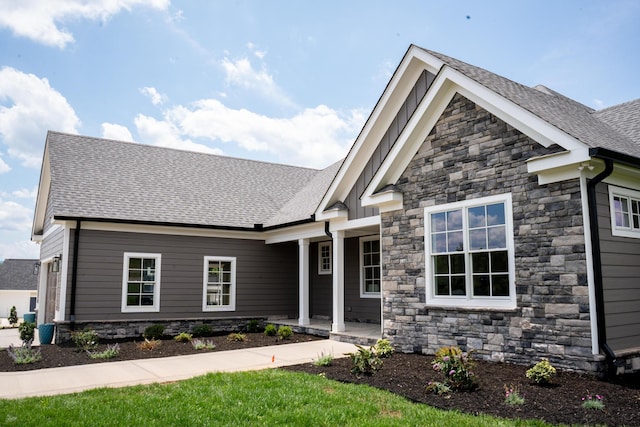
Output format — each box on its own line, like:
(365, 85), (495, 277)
(277, 319), (381, 346)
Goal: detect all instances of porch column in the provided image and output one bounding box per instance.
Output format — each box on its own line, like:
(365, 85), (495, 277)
(332, 230), (345, 332)
(298, 238), (310, 326)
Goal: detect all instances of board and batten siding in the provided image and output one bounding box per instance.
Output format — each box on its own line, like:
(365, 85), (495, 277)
(309, 241), (332, 318)
(597, 183), (640, 352)
(64, 229), (299, 321)
(345, 70), (435, 220)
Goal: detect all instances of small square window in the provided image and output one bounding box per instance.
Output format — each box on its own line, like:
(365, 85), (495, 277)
(318, 242), (332, 275)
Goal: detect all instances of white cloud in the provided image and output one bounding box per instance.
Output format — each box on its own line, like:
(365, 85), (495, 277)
(0, 0), (170, 49)
(0, 156), (10, 174)
(0, 67), (80, 168)
(221, 57), (296, 108)
(141, 98), (365, 168)
(101, 123), (134, 142)
(139, 87), (168, 106)
(134, 114), (223, 155)
(0, 198), (33, 232)
(0, 239), (39, 260)
(12, 187), (38, 200)
(247, 42), (267, 59)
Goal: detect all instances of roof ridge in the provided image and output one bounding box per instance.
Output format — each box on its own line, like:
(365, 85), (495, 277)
(595, 97), (640, 114)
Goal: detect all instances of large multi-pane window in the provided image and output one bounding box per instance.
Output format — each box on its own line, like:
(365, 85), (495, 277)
(360, 236), (381, 297)
(122, 253), (161, 312)
(318, 242), (332, 275)
(425, 194), (515, 309)
(609, 185), (640, 238)
(203, 256), (236, 311)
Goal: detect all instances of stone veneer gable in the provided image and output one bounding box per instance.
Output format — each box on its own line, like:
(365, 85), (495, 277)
(381, 93), (599, 372)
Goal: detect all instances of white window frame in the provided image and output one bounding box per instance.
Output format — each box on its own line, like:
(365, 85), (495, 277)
(424, 194), (516, 309)
(608, 185), (640, 238)
(202, 256), (236, 312)
(121, 252), (161, 313)
(360, 235), (381, 298)
(318, 241), (332, 275)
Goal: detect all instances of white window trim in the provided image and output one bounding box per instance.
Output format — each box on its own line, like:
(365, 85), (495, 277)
(202, 256), (236, 312)
(424, 194), (516, 310)
(318, 241), (332, 275)
(121, 252), (161, 313)
(608, 185), (640, 238)
(360, 235), (381, 298)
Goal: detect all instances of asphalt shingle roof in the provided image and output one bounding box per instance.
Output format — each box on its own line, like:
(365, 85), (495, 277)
(0, 259), (38, 291)
(46, 132), (334, 229)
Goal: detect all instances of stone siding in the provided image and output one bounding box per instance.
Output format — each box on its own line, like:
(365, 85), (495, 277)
(381, 93), (601, 372)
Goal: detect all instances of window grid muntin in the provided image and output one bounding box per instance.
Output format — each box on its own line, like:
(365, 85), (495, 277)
(361, 237), (381, 295)
(318, 242), (332, 274)
(206, 259), (233, 307)
(126, 256), (156, 307)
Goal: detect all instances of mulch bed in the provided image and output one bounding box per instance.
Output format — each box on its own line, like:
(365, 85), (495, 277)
(283, 352), (640, 427)
(2, 333), (639, 426)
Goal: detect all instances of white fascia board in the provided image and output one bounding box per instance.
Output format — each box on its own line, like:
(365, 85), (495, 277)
(315, 208), (349, 222)
(265, 222), (327, 244)
(526, 149), (591, 174)
(330, 215), (380, 232)
(315, 47), (442, 217)
(31, 145), (51, 239)
(361, 190), (403, 213)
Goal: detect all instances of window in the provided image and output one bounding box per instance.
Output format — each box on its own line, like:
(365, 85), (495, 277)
(318, 241), (332, 275)
(609, 185), (640, 238)
(121, 253), (161, 312)
(203, 256), (236, 311)
(424, 194), (515, 309)
(360, 236), (381, 298)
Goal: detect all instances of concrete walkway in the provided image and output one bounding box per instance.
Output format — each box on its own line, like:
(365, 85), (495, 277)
(0, 339), (357, 399)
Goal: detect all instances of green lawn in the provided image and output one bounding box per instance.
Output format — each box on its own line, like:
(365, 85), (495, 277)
(0, 370), (552, 426)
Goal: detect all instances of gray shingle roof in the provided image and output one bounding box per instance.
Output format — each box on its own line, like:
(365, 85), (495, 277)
(420, 47), (640, 159)
(46, 132), (335, 229)
(0, 259), (38, 290)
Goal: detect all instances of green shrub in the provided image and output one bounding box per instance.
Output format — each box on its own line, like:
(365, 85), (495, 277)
(143, 324), (165, 340)
(71, 328), (99, 352)
(227, 332), (247, 342)
(8, 306), (18, 326)
(264, 324), (277, 336)
(191, 339), (216, 350)
(374, 339), (394, 358)
(504, 385), (525, 406)
(347, 344), (383, 375)
(191, 324), (213, 337)
(7, 343), (42, 365)
(426, 381), (451, 395)
(526, 359), (556, 384)
(431, 346), (477, 391)
(314, 352), (334, 367)
(277, 325), (293, 340)
(174, 332), (193, 343)
(18, 321), (36, 344)
(245, 319), (261, 333)
(88, 343), (120, 359)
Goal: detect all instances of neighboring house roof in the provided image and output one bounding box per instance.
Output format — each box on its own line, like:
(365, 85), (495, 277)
(42, 132), (338, 230)
(0, 259), (38, 291)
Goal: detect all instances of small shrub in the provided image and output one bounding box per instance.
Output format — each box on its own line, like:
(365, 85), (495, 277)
(431, 346), (477, 391)
(374, 339), (394, 358)
(347, 344), (383, 375)
(174, 332), (193, 343)
(192, 339), (216, 350)
(526, 359), (556, 385)
(7, 343), (42, 365)
(18, 321), (36, 344)
(88, 343), (120, 359)
(582, 392), (605, 410)
(136, 338), (161, 351)
(191, 324), (212, 337)
(426, 381), (451, 395)
(71, 328), (99, 352)
(227, 332), (247, 342)
(277, 325), (293, 340)
(143, 324), (165, 340)
(245, 319), (260, 333)
(314, 352), (334, 367)
(264, 324), (277, 336)
(8, 306), (18, 326)
(504, 385), (525, 406)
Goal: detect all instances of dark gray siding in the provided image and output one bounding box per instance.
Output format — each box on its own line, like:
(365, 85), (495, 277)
(309, 241), (332, 318)
(65, 229), (298, 321)
(346, 70), (435, 220)
(344, 236), (381, 322)
(598, 183), (640, 352)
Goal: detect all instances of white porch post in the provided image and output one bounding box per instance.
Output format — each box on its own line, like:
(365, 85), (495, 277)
(298, 238), (310, 326)
(332, 230), (345, 332)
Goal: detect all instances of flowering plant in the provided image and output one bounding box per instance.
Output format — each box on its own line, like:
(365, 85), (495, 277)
(582, 392), (604, 410)
(431, 346), (477, 391)
(504, 384), (525, 406)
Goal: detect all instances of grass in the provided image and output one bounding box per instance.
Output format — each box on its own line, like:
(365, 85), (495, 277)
(0, 370), (553, 427)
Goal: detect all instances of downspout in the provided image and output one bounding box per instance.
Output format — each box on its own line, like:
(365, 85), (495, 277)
(324, 221), (333, 239)
(69, 219), (81, 331)
(585, 158), (616, 375)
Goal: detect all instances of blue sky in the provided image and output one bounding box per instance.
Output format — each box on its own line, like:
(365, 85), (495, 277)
(0, 0), (638, 260)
